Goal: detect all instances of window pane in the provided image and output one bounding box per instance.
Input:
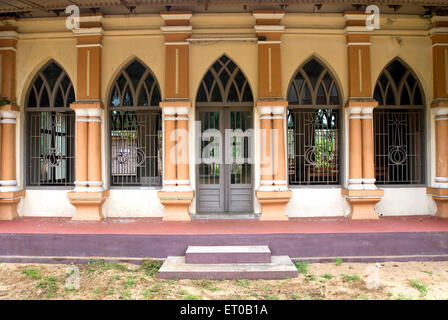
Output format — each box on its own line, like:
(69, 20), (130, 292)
(27, 112), (75, 186)
(110, 111), (162, 187)
(374, 109), (424, 184)
(288, 109), (340, 185)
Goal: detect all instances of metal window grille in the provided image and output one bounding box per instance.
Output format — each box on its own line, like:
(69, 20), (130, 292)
(109, 59), (162, 187)
(373, 59), (425, 185)
(287, 57), (341, 185)
(25, 61), (76, 187)
(110, 110), (162, 186)
(26, 111), (75, 186)
(288, 109), (340, 185)
(373, 109), (424, 184)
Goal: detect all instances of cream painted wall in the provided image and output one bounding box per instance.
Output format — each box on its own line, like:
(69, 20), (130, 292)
(286, 188), (349, 217)
(11, 12), (438, 217)
(20, 190), (76, 217)
(375, 188), (436, 216)
(104, 190), (164, 217)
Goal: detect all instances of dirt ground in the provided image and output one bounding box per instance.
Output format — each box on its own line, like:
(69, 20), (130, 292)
(0, 259), (447, 300)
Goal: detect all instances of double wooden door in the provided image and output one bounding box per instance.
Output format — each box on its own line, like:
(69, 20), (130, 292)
(196, 107), (253, 213)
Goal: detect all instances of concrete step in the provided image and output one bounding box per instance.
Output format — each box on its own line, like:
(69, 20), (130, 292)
(158, 256), (298, 280)
(185, 245), (271, 264)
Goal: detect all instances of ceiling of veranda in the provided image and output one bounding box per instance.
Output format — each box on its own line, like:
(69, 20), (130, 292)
(0, 0), (447, 18)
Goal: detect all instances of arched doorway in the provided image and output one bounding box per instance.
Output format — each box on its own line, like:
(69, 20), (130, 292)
(195, 55), (254, 213)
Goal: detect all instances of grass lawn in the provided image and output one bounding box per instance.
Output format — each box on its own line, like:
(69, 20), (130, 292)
(0, 259), (447, 300)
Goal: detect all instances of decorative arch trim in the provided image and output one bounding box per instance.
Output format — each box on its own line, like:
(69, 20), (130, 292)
(109, 58), (161, 108)
(287, 56), (342, 107)
(196, 55), (253, 104)
(373, 58), (425, 106)
(25, 60), (75, 109)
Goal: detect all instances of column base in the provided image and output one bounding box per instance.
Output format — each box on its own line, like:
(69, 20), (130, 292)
(427, 187), (448, 218)
(0, 190), (26, 221)
(342, 189), (384, 220)
(67, 190), (109, 221)
(158, 190), (194, 221)
(256, 190), (292, 221)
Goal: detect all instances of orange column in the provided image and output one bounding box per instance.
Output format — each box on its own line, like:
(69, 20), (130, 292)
(361, 108), (376, 190)
(259, 109), (273, 189)
(254, 11), (291, 221)
(73, 109), (89, 192)
(158, 11), (194, 221)
(0, 22), (25, 220)
(87, 109), (103, 192)
(163, 108), (177, 186)
(68, 13), (109, 221)
(342, 11), (383, 219)
(272, 106), (288, 190)
(176, 107), (191, 189)
(434, 111), (448, 187)
(347, 107), (363, 191)
(427, 15), (448, 218)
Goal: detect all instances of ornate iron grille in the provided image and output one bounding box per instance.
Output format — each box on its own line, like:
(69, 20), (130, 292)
(26, 112), (75, 186)
(288, 109), (340, 185)
(287, 57), (341, 185)
(25, 61), (76, 187)
(110, 110), (162, 186)
(374, 109), (424, 184)
(373, 59), (425, 185)
(109, 59), (162, 187)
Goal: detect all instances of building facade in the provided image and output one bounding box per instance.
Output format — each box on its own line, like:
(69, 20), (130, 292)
(0, 1), (447, 221)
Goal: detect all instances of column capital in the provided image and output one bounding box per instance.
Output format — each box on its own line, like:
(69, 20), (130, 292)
(0, 104), (19, 123)
(430, 16), (448, 37)
(159, 101), (191, 108)
(345, 99), (378, 108)
(432, 100), (448, 118)
(256, 100), (288, 116)
(160, 11), (192, 43)
(160, 101), (191, 117)
(70, 102), (104, 118)
(0, 104), (20, 114)
(431, 98), (448, 109)
(253, 10), (285, 43)
(343, 11), (374, 35)
(160, 11), (192, 22)
(72, 13), (104, 39)
(70, 102), (104, 110)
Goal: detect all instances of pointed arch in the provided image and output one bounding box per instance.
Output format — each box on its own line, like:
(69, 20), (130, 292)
(373, 57), (425, 185)
(108, 58), (162, 187)
(108, 58), (161, 108)
(195, 55), (253, 105)
(25, 60), (75, 109)
(287, 56), (341, 186)
(287, 56), (342, 107)
(373, 58), (425, 106)
(25, 59), (76, 187)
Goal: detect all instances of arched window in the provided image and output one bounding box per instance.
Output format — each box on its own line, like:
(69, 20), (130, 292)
(25, 61), (76, 186)
(109, 59), (162, 187)
(287, 57), (341, 185)
(196, 55), (253, 105)
(373, 59), (425, 185)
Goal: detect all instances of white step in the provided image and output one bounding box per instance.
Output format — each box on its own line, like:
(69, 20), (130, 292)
(158, 255), (298, 280)
(185, 245), (271, 264)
